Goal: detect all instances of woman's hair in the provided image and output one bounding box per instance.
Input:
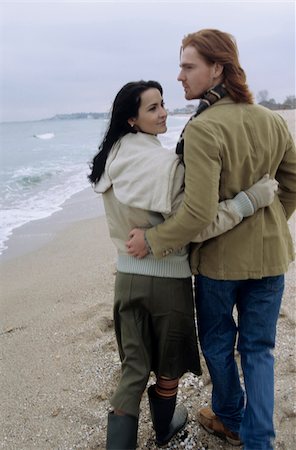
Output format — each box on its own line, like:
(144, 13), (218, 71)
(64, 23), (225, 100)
(88, 80), (163, 184)
(181, 29), (253, 104)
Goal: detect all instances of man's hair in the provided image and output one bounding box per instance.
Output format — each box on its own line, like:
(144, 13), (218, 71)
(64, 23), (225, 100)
(182, 29), (253, 104)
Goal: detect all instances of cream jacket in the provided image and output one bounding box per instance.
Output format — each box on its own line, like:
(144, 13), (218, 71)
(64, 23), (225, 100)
(94, 132), (252, 277)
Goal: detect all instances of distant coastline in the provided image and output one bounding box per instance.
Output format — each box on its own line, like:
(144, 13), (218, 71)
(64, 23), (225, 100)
(44, 110), (193, 121)
(1, 103), (294, 124)
(43, 100), (296, 121)
(45, 112), (109, 121)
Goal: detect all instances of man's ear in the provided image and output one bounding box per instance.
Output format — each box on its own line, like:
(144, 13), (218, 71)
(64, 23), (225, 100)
(214, 63), (224, 78)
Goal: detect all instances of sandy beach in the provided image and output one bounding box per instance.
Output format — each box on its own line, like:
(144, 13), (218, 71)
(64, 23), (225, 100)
(1, 110), (295, 449)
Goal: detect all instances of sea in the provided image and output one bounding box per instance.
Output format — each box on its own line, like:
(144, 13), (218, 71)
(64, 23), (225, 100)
(0, 115), (189, 256)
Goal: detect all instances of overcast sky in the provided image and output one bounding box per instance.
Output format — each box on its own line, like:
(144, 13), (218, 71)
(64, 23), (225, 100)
(0, 0), (295, 122)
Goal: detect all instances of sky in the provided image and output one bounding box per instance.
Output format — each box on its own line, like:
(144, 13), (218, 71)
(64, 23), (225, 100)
(0, 0), (295, 122)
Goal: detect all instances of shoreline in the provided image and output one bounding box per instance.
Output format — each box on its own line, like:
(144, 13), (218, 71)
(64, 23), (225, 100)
(0, 186), (105, 262)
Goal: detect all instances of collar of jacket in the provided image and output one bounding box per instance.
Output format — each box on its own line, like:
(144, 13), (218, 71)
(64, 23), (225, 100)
(207, 95), (236, 107)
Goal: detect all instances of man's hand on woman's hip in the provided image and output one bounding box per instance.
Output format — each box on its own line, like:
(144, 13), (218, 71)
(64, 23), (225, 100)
(126, 228), (149, 258)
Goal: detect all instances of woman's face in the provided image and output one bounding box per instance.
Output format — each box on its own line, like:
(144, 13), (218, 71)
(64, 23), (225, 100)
(129, 88), (167, 135)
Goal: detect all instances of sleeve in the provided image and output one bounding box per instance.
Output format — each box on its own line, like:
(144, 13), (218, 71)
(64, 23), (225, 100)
(191, 199), (243, 243)
(168, 163), (185, 215)
(275, 124), (296, 220)
(169, 169), (254, 243)
(146, 121), (221, 258)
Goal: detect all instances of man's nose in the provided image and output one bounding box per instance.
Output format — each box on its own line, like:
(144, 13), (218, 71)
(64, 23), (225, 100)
(177, 70), (184, 81)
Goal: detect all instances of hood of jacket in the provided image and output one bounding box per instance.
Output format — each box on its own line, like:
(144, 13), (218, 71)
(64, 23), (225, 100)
(94, 132), (182, 214)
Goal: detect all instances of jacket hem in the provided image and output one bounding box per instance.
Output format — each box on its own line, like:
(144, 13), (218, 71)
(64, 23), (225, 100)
(194, 261), (293, 280)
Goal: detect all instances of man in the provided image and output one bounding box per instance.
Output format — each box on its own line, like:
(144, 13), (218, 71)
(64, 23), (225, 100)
(126, 29), (296, 449)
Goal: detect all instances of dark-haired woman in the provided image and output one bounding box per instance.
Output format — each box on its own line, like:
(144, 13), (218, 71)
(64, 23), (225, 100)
(88, 80), (277, 450)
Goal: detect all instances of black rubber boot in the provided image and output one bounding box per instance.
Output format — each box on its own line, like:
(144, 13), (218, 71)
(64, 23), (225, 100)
(106, 412), (138, 450)
(148, 385), (188, 447)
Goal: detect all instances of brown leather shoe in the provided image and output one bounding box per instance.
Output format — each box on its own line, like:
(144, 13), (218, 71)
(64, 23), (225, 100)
(196, 407), (242, 446)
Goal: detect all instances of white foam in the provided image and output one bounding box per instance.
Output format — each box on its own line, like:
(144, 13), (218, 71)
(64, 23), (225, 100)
(33, 133), (55, 140)
(0, 164), (90, 255)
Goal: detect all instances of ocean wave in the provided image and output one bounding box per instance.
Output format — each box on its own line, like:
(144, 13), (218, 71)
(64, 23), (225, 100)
(10, 166), (62, 189)
(16, 173), (54, 187)
(0, 170), (58, 198)
(33, 133), (55, 140)
(0, 165), (90, 255)
(0, 117), (186, 256)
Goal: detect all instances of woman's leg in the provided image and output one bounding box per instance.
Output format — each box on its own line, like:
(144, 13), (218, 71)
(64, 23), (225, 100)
(106, 412), (138, 450)
(155, 376), (179, 398)
(111, 272), (152, 416)
(106, 273), (152, 449)
(145, 276), (197, 446)
(148, 376), (188, 446)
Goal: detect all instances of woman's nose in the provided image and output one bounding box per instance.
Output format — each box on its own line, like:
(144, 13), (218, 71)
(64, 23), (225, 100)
(161, 107), (167, 117)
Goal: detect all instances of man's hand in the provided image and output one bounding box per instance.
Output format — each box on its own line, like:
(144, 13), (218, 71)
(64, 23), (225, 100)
(126, 228), (149, 258)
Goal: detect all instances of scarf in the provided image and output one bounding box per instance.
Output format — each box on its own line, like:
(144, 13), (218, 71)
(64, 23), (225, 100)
(176, 83), (228, 157)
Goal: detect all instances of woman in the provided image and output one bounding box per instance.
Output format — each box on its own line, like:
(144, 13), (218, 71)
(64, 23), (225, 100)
(88, 80), (277, 450)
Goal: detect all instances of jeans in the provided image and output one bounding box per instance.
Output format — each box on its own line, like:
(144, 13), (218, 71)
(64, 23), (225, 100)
(195, 274), (284, 450)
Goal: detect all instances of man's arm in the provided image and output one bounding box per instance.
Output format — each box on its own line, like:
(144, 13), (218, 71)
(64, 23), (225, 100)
(126, 175), (279, 257)
(128, 121), (222, 258)
(147, 121), (221, 257)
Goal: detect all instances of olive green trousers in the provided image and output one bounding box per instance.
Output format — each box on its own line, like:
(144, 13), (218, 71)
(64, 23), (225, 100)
(111, 272), (201, 416)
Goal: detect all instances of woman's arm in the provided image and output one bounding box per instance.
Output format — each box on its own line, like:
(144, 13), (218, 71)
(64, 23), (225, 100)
(191, 175), (278, 242)
(126, 175), (278, 257)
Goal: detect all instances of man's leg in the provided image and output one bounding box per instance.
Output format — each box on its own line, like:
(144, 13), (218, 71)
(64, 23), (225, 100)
(195, 275), (245, 434)
(237, 275), (284, 450)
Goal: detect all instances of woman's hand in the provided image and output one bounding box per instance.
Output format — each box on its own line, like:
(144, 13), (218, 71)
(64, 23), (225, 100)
(244, 174), (279, 213)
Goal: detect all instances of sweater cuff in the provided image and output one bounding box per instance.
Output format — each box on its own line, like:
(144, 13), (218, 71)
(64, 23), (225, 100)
(231, 191), (255, 217)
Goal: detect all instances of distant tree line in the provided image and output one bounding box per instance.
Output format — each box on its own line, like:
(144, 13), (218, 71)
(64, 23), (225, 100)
(257, 90), (296, 110)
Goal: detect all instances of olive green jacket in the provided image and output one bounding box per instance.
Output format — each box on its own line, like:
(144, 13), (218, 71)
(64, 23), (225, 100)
(146, 97), (296, 279)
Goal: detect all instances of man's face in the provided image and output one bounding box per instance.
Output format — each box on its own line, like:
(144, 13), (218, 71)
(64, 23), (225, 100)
(177, 45), (221, 100)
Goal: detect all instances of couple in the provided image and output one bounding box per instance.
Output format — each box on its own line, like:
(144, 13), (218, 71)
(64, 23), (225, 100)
(89, 29), (296, 450)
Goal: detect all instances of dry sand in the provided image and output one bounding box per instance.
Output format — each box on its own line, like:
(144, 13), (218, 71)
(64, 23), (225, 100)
(1, 110), (295, 449)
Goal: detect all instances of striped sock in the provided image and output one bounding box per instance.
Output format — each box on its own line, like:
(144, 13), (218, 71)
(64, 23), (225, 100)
(155, 377), (179, 398)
